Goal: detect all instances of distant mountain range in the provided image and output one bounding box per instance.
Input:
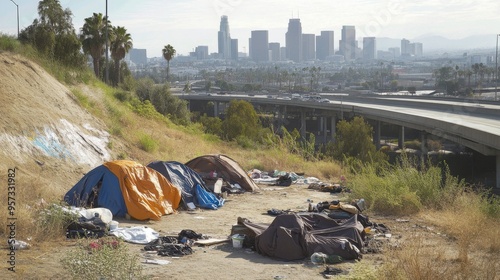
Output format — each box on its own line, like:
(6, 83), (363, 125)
(375, 34), (497, 53)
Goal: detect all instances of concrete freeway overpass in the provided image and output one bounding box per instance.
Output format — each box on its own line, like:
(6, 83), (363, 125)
(176, 93), (500, 188)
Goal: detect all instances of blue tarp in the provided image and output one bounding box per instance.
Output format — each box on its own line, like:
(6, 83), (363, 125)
(63, 165), (127, 217)
(194, 184), (225, 210)
(147, 161), (211, 209)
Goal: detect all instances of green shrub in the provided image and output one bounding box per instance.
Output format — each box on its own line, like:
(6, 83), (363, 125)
(404, 139), (421, 150)
(61, 237), (144, 280)
(114, 90), (133, 102)
(235, 135), (256, 149)
(129, 98), (165, 120)
(347, 153), (466, 215)
(138, 133), (158, 152)
(0, 34), (20, 51)
(71, 88), (92, 109)
(35, 204), (79, 242)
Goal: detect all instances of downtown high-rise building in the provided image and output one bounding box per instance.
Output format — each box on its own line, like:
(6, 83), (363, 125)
(363, 37), (376, 60)
(302, 34), (316, 61)
(339, 25), (357, 61)
(316, 31), (334, 61)
(231, 38), (238, 60)
(218, 15), (232, 59)
(401, 38), (410, 57)
(269, 42), (281, 61)
(410, 42), (423, 56)
(128, 48), (147, 66)
(194, 46), (209, 60)
(286, 18), (302, 62)
(249, 30), (269, 62)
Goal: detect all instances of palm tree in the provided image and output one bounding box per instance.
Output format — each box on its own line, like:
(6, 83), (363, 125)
(80, 13), (111, 77)
(110, 26), (132, 85)
(162, 44), (176, 82)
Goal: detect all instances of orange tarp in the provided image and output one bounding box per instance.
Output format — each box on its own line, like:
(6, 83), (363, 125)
(104, 160), (181, 220)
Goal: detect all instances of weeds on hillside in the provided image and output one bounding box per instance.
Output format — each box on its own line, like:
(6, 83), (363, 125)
(71, 88), (95, 110)
(0, 34), (20, 51)
(61, 237), (145, 280)
(347, 153), (466, 215)
(138, 133), (159, 152)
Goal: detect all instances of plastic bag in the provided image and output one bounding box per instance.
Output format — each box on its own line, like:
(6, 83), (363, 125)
(310, 252), (343, 264)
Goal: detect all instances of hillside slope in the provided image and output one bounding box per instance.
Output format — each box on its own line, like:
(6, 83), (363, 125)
(0, 52), (112, 195)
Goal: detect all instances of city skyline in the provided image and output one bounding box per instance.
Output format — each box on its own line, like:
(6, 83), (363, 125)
(1, 0), (499, 57)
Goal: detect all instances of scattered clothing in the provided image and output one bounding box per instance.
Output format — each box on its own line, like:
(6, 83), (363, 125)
(144, 229), (206, 257)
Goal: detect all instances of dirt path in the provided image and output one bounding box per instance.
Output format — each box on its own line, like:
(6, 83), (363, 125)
(12, 184), (416, 279)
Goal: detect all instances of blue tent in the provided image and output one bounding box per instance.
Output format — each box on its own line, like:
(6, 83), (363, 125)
(147, 160), (222, 209)
(64, 165), (127, 217)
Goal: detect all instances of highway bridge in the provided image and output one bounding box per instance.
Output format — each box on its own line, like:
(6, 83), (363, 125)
(176, 92), (500, 188)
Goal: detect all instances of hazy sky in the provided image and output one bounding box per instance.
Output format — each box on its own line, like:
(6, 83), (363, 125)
(1, 0), (499, 57)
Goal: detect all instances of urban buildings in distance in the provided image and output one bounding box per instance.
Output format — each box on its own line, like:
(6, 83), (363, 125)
(286, 18), (303, 63)
(145, 15), (430, 64)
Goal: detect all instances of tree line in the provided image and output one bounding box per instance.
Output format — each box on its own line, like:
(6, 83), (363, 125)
(18, 0), (176, 87)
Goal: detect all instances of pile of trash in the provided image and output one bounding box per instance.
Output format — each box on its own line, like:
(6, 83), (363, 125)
(248, 169), (322, 186)
(143, 229), (207, 257)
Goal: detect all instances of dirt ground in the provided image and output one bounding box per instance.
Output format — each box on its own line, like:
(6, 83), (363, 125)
(9, 183), (435, 280)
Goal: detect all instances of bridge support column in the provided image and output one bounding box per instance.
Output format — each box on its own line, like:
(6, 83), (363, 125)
(213, 101), (219, 117)
(398, 126), (405, 149)
(321, 116), (328, 144)
(421, 132), (428, 161)
(277, 109), (283, 131)
(497, 155), (500, 189)
(373, 121), (381, 150)
(300, 110), (306, 139)
(277, 105), (288, 129)
(330, 116), (336, 142)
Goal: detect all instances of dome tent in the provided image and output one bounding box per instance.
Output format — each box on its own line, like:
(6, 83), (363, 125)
(64, 160), (182, 220)
(185, 154), (259, 192)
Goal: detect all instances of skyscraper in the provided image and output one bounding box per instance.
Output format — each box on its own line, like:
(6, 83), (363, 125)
(286, 18), (302, 62)
(218, 15), (231, 59)
(194, 46), (209, 60)
(250, 30), (269, 62)
(410, 42), (423, 56)
(401, 38), (410, 57)
(316, 31), (334, 61)
(363, 37), (376, 60)
(339, 25), (356, 61)
(128, 48), (147, 66)
(302, 34), (316, 61)
(269, 42), (281, 61)
(231, 38), (238, 60)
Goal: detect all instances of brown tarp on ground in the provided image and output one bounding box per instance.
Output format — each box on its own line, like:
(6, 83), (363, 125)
(185, 154), (259, 192)
(238, 213), (364, 261)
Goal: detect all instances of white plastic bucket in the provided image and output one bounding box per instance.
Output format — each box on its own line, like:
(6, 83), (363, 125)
(231, 234), (245, 248)
(109, 220), (119, 231)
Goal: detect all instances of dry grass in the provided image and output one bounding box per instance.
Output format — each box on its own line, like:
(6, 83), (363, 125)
(421, 191), (500, 262)
(0, 159), (75, 243)
(376, 191), (500, 280)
